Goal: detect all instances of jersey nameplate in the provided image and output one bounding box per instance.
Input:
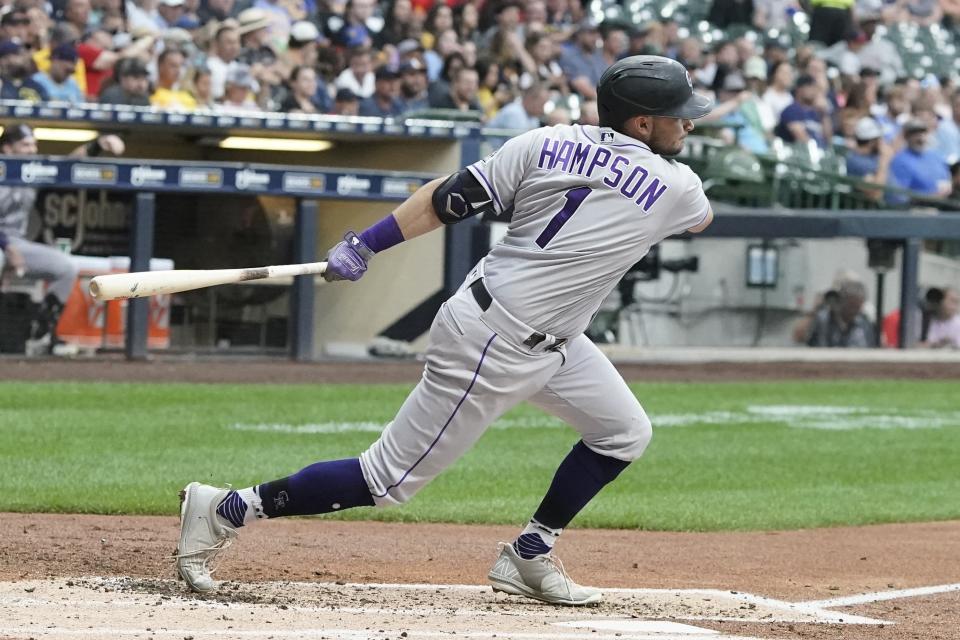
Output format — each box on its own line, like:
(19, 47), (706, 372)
(537, 137), (669, 213)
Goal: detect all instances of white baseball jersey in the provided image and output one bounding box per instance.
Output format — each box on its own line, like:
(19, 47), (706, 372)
(466, 124), (710, 338)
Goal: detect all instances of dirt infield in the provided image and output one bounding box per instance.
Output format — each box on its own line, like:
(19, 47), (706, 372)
(1, 515), (959, 639)
(2, 358), (959, 639)
(3, 356), (960, 384)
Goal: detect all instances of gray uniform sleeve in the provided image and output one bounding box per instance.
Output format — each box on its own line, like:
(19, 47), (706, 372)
(466, 128), (542, 216)
(662, 164), (711, 236)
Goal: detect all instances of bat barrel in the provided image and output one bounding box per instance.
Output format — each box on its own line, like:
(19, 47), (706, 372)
(87, 262), (327, 302)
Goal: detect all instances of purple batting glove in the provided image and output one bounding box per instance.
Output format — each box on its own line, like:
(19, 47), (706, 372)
(323, 231), (375, 282)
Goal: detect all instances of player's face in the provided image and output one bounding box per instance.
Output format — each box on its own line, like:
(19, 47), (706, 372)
(647, 116), (694, 156)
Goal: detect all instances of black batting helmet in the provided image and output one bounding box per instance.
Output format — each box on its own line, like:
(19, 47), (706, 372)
(597, 55), (713, 132)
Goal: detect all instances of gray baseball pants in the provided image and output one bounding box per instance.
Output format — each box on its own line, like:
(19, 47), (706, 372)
(360, 274), (652, 506)
(0, 238), (78, 303)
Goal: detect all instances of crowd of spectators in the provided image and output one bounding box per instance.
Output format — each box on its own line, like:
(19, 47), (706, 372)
(0, 0), (959, 201)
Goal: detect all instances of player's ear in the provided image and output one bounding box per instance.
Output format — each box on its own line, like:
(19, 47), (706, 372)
(628, 115), (653, 140)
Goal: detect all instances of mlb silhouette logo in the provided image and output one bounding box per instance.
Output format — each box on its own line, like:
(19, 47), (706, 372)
(600, 131), (615, 143)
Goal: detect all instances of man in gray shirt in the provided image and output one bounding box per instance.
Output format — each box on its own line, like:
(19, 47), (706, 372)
(806, 279), (877, 347)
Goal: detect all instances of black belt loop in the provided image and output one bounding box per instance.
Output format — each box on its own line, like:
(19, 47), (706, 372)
(470, 278), (492, 312)
(523, 332), (546, 348)
(470, 278), (566, 352)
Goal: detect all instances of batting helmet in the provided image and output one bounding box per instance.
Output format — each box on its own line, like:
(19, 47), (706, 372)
(597, 55), (713, 131)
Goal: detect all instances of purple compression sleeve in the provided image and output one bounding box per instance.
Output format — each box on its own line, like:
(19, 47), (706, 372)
(359, 214), (405, 254)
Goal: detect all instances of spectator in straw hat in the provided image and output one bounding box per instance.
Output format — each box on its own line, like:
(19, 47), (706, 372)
(236, 7), (285, 99)
(237, 8), (276, 66)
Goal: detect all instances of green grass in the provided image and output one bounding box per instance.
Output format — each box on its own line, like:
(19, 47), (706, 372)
(1, 380), (958, 531)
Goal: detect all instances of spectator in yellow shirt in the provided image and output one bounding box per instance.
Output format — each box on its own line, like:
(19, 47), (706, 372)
(150, 48), (197, 110)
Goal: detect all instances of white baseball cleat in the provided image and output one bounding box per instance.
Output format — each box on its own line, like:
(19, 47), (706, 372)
(487, 542), (602, 606)
(175, 482), (237, 593)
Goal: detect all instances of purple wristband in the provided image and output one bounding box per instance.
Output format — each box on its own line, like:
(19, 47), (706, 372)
(359, 214), (405, 254)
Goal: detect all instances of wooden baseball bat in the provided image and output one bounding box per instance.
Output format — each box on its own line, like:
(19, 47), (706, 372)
(88, 261), (328, 301)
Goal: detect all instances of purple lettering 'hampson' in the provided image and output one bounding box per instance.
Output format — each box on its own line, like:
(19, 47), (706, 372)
(585, 147), (611, 176)
(554, 140), (575, 171)
(570, 143), (592, 175)
(620, 166), (649, 199)
(636, 178), (668, 211)
(534, 135), (670, 212)
(538, 138), (559, 169)
(603, 155), (628, 189)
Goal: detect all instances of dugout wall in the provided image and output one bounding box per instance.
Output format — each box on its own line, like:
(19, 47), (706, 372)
(0, 104), (481, 359)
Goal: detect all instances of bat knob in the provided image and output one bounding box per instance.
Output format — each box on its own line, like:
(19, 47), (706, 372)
(89, 279), (103, 301)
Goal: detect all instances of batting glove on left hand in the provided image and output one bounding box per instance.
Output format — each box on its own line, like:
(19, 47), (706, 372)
(323, 231), (375, 282)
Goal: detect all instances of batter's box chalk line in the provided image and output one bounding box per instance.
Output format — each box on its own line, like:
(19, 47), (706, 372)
(6, 578), (958, 640)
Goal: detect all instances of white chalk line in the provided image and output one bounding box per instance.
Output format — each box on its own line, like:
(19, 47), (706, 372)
(0, 628), (764, 640)
(226, 404), (960, 435)
(1, 579), (891, 626)
(800, 582), (960, 608)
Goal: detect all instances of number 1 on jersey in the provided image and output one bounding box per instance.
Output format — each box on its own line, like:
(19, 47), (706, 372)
(535, 186), (591, 248)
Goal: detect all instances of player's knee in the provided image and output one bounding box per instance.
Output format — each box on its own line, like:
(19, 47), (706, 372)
(621, 411), (653, 461)
(50, 252), (78, 281)
(606, 411), (652, 461)
(584, 410), (652, 461)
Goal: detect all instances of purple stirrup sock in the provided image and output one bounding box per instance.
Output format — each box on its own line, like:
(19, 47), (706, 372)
(532, 441), (631, 530)
(257, 458), (375, 518)
(359, 214), (405, 254)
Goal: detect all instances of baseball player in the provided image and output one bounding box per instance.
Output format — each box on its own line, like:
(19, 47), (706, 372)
(177, 56), (714, 605)
(0, 123), (125, 356)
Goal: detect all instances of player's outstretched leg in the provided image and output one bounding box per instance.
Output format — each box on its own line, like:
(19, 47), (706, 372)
(489, 336), (651, 605)
(175, 458), (373, 592)
(488, 441), (629, 605)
